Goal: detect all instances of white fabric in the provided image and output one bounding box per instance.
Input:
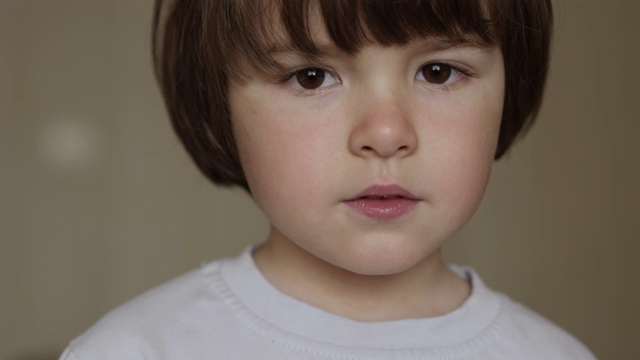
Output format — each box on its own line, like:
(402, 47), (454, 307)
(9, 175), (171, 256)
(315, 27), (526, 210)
(60, 247), (597, 359)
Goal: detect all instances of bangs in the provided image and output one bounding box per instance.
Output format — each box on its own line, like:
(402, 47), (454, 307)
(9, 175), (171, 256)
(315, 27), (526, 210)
(211, 0), (499, 79)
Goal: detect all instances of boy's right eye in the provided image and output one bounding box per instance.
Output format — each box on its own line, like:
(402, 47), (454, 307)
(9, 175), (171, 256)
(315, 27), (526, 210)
(288, 67), (340, 92)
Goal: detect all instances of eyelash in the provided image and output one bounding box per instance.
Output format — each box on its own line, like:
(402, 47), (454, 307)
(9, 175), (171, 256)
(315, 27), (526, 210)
(415, 61), (475, 89)
(276, 61), (475, 95)
(277, 67), (341, 96)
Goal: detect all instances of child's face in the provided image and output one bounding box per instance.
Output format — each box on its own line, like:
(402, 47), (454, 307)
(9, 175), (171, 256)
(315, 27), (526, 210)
(228, 20), (505, 276)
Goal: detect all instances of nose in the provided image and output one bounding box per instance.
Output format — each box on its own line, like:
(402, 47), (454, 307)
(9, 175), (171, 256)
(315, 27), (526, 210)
(348, 93), (418, 159)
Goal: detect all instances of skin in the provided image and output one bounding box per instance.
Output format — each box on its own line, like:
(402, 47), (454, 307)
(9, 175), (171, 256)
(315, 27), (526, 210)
(228, 24), (505, 321)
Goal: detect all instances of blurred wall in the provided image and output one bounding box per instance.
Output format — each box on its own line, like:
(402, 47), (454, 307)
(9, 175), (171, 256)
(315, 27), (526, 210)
(0, 1), (638, 359)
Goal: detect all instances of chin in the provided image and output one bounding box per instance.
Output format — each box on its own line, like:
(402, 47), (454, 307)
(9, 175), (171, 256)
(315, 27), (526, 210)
(333, 242), (438, 277)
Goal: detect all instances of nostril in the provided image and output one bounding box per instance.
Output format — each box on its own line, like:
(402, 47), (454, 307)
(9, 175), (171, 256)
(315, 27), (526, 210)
(359, 144), (412, 157)
(351, 120), (418, 158)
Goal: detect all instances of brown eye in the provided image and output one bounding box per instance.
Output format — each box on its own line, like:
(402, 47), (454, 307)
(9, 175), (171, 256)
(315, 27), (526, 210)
(294, 68), (326, 89)
(420, 63), (453, 84)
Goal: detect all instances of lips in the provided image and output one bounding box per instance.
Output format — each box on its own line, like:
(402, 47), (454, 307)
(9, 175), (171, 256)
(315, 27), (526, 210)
(344, 185), (420, 219)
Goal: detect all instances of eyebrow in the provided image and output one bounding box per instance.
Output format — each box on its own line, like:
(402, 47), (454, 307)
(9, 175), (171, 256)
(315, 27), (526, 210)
(267, 41), (340, 57)
(417, 38), (495, 54)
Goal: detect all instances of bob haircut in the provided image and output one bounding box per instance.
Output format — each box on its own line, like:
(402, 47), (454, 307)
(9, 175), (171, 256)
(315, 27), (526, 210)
(153, 0), (553, 191)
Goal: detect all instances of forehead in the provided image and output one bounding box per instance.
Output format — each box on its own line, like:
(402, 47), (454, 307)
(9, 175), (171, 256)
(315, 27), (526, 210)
(225, 0), (498, 76)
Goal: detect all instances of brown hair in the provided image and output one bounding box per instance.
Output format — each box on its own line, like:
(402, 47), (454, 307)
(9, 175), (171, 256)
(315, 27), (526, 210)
(153, 0), (553, 191)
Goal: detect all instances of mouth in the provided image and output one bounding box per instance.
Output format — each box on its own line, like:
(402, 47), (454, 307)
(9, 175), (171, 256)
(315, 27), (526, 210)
(343, 185), (420, 219)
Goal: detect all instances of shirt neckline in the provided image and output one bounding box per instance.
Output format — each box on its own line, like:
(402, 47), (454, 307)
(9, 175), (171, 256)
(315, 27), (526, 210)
(215, 246), (504, 351)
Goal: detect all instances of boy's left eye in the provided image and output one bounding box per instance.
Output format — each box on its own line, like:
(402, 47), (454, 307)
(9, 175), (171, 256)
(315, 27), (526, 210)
(415, 63), (463, 85)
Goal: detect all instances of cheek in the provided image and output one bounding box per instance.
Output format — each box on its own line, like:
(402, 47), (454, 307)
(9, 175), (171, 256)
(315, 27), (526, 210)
(232, 103), (340, 217)
(426, 91), (503, 219)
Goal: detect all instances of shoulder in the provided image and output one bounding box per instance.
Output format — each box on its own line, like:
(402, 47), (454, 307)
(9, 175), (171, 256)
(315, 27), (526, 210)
(61, 259), (231, 360)
(452, 266), (597, 359)
(492, 292), (597, 359)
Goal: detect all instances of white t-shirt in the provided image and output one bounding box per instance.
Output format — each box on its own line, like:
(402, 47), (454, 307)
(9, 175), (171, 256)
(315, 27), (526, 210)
(60, 247), (597, 359)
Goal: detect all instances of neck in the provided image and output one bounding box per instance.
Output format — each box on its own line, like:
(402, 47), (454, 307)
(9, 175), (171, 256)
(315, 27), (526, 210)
(253, 228), (470, 322)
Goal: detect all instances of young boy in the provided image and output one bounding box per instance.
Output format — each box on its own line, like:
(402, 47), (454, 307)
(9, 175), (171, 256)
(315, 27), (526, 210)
(61, 0), (597, 359)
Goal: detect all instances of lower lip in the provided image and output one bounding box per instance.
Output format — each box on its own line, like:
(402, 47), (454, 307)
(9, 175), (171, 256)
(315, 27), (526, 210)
(344, 198), (418, 219)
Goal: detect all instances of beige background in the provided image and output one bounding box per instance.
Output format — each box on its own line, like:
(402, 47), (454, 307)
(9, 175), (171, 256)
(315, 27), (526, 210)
(1, 1), (638, 359)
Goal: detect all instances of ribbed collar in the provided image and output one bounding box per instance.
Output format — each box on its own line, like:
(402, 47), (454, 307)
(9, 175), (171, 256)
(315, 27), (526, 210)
(215, 247), (505, 352)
